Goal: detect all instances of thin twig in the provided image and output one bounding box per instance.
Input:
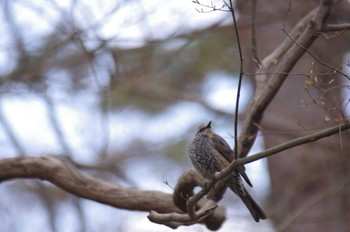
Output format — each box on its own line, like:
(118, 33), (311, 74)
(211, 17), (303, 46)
(226, 0), (244, 160)
(282, 28), (350, 80)
(236, 120), (350, 167)
(322, 23), (350, 32)
(191, 0), (229, 13)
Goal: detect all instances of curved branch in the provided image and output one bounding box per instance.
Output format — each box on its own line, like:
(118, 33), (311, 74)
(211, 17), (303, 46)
(0, 156), (179, 213)
(149, 169), (227, 230)
(0, 156), (226, 230)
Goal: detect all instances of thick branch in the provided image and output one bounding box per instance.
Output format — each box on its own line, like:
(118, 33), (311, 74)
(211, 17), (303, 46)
(0, 156), (179, 214)
(0, 156), (225, 230)
(172, 169), (205, 213)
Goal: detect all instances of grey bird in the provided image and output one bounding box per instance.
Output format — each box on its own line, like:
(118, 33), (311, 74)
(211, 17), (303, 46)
(188, 121), (266, 222)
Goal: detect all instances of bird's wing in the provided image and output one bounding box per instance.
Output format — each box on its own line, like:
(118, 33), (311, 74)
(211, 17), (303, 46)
(211, 134), (253, 187)
(211, 134), (234, 162)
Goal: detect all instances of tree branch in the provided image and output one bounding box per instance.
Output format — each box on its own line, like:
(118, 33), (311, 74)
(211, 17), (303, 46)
(238, 0), (334, 158)
(323, 23), (350, 32)
(149, 169), (227, 230)
(226, 0), (244, 160)
(0, 156), (225, 230)
(0, 156), (179, 213)
(281, 28), (349, 80)
(236, 120), (350, 166)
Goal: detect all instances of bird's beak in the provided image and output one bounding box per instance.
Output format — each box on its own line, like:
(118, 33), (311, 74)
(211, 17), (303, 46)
(206, 121), (212, 128)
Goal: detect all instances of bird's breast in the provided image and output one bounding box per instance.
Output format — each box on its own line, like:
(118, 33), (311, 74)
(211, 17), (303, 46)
(189, 135), (221, 179)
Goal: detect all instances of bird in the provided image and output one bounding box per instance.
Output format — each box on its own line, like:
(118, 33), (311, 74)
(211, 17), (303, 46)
(188, 121), (266, 222)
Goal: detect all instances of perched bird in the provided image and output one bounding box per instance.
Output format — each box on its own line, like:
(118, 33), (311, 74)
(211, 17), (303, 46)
(188, 121), (266, 222)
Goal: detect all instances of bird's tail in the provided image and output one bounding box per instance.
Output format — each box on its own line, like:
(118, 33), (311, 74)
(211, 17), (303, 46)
(229, 185), (267, 222)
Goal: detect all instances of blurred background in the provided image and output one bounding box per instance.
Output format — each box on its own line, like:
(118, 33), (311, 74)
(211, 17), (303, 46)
(0, 0), (349, 232)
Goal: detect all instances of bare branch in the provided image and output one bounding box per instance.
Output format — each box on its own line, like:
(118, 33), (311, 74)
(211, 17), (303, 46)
(149, 169), (226, 230)
(251, 0), (260, 65)
(191, 0), (229, 13)
(258, 8), (317, 82)
(238, 0), (334, 157)
(0, 156), (180, 214)
(226, 0), (244, 160)
(237, 120), (350, 166)
(0, 157), (225, 230)
(323, 23), (350, 32)
(282, 28), (349, 80)
(149, 200), (219, 229)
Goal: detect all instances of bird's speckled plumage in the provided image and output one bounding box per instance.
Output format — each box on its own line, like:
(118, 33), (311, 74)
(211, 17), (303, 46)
(189, 121), (266, 222)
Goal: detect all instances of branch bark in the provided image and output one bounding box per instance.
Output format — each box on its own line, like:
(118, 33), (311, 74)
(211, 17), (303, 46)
(0, 156), (178, 213)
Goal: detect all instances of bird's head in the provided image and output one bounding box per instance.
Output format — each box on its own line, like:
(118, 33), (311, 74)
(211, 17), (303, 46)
(196, 121), (213, 135)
